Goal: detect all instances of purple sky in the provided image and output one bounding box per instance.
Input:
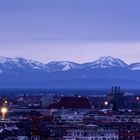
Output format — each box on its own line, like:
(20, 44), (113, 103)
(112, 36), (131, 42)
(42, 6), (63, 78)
(0, 0), (140, 63)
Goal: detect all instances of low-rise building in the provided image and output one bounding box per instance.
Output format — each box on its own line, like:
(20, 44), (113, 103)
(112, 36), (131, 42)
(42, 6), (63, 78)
(63, 125), (119, 140)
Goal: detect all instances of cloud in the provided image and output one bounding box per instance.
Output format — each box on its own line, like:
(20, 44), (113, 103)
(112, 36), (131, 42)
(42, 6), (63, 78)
(0, 41), (140, 64)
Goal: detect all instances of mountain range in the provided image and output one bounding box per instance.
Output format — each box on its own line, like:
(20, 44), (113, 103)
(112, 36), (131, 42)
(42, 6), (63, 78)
(0, 56), (140, 89)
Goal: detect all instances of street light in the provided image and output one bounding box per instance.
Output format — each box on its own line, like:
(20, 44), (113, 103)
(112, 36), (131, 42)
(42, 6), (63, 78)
(1, 107), (8, 121)
(4, 100), (8, 104)
(136, 97), (140, 101)
(104, 101), (108, 106)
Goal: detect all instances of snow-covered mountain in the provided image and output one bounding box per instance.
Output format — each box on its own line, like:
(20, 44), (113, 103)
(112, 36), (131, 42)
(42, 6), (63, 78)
(129, 63), (140, 70)
(0, 56), (140, 88)
(82, 56), (128, 69)
(0, 57), (46, 74)
(0, 57), (81, 73)
(46, 61), (80, 72)
(0, 56), (139, 74)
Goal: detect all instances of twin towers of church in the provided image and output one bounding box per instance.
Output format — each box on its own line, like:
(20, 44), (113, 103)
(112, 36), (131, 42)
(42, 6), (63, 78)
(111, 86), (121, 94)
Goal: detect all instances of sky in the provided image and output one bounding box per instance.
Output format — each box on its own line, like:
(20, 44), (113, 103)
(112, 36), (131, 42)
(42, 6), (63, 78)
(0, 0), (140, 64)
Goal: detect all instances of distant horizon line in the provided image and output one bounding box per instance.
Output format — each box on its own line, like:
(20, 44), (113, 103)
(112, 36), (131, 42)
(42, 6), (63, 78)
(0, 55), (139, 65)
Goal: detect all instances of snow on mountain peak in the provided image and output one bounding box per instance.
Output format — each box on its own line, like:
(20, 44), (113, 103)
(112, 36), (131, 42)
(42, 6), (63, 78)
(15, 57), (46, 70)
(59, 61), (80, 71)
(0, 56), (12, 63)
(46, 61), (80, 72)
(129, 63), (140, 70)
(99, 56), (117, 61)
(84, 56), (128, 69)
(0, 56), (140, 74)
(0, 56), (46, 71)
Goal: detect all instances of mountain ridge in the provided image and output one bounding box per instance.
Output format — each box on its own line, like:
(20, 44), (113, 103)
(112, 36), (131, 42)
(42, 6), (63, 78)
(0, 56), (139, 73)
(0, 56), (140, 88)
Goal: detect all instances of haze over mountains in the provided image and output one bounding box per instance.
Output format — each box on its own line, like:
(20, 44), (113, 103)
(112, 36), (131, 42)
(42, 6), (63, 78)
(0, 56), (140, 89)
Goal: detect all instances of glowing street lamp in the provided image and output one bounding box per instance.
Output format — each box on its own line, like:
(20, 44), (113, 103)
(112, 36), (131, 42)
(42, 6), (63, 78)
(136, 97), (140, 101)
(1, 107), (8, 121)
(104, 101), (108, 106)
(4, 100), (8, 104)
